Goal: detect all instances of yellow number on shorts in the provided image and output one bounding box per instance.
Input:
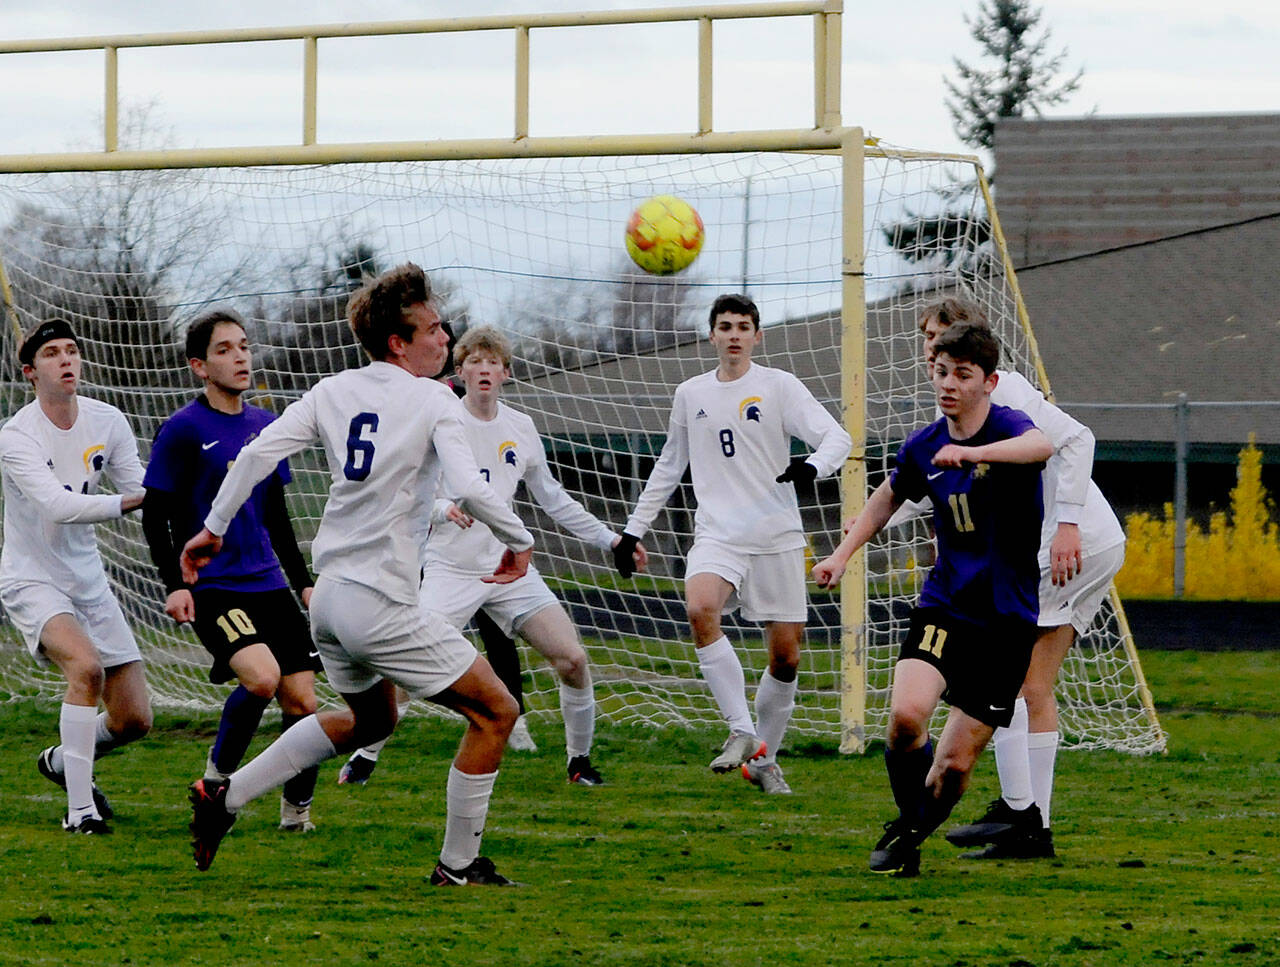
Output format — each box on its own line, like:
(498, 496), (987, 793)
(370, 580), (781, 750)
(919, 624), (947, 658)
(947, 493), (976, 533)
(215, 608), (257, 643)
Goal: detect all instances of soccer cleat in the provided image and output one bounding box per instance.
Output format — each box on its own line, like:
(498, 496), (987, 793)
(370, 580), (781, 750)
(567, 755), (605, 786)
(37, 747), (114, 821)
(507, 715), (538, 752)
(945, 799), (1043, 848)
(869, 819), (922, 877)
(742, 759), (793, 795)
(62, 814), (112, 835)
(189, 778), (236, 871)
(429, 856), (518, 886)
(962, 828), (1056, 861)
(709, 730), (767, 773)
(337, 750), (379, 786)
(279, 797), (317, 833)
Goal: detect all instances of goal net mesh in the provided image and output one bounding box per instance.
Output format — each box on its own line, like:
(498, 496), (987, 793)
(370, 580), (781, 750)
(0, 149), (1164, 754)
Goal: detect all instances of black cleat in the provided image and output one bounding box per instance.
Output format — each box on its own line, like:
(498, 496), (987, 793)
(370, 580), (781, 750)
(962, 828), (1056, 860)
(38, 746), (114, 820)
(337, 750), (379, 786)
(567, 755), (605, 786)
(189, 778), (236, 871)
(429, 856), (519, 886)
(62, 814), (112, 835)
(945, 799), (1042, 847)
(869, 818), (921, 877)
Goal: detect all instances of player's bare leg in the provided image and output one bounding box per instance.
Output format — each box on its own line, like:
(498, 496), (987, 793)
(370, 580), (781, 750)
(426, 656), (520, 885)
(516, 604), (602, 784)
(687, 573), (764, 771)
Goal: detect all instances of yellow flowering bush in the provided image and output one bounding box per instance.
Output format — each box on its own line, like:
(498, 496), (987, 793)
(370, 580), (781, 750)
(1116, 438), (1280, 599)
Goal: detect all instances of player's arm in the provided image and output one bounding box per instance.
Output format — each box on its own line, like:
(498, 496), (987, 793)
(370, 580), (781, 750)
(997, 372), (1093, 581)
(141, 486), (196, 623)
(812, 479), (902, 589)
(932, 428), (1052, 468)
(104, 408), (147, 505)
(613, 405), (689, 576)
(434, 412), (534, 583)
(182, 393), (320, 584)
(264, 479), (316, 607)
(777, 375), (853, 484)
(0, 429), (138, 522)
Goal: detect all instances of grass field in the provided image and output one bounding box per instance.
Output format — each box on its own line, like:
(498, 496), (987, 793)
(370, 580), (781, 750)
(1, 648), (1276, 967)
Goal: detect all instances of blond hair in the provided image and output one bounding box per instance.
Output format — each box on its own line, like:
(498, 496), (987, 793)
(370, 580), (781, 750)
(454, 325), (512, 369)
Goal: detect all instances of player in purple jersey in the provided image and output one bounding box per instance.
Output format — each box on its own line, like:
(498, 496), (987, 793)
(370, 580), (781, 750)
(143, 310), (323, 832)
(812, 324), (1052, 877)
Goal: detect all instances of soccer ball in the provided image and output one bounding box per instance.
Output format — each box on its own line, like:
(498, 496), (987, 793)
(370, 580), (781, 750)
(625, 194), (705, 275)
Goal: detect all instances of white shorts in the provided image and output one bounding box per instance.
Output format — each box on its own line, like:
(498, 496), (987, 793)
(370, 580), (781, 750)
(419, 563), (558, 638)
(309, 575), (477, 699)
(1037, 543), (1126, 634)
(0, 581), (141, 669)
(685, 539), (808, 623)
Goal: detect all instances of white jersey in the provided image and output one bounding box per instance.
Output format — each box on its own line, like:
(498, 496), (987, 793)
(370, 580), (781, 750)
(889, 370), (1125, 566)
(423, 401), (616, 575)
(626, 363), (852, 553)
(205, 361), (533, 606)
(0, 397), (144, 600)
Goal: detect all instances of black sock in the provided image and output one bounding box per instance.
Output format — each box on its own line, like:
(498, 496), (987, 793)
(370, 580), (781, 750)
(211, 686), (271, 774)
(884, 738), (934, 827)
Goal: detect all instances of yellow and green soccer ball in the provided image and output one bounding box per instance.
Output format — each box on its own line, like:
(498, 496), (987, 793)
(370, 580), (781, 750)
(624, 194), (705, 275)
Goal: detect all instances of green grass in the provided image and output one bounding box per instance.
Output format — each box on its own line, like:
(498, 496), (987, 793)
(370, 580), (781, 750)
(1, 649), (1277, 966)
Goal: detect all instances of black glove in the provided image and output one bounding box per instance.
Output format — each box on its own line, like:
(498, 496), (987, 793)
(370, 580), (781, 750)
(612, 532), (640, 578)
(776, 456), (818, 485)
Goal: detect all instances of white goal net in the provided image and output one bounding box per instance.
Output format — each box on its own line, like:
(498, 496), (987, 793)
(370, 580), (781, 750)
(0, 149), (1164, 753)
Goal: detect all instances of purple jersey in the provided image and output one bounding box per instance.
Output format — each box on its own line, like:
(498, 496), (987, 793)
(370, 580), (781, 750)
(144, 396), (291, 593)
(890, 403), (1044, 627)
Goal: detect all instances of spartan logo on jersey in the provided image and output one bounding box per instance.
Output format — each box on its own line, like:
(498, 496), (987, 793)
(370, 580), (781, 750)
(738, 396), (763, 423)
(498, 441), (518, 467)
(82, 444), (105, 473)
(971, 462), (990, 480)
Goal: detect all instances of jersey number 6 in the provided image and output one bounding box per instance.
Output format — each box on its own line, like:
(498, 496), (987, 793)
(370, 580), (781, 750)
(344, 413), (379, 481)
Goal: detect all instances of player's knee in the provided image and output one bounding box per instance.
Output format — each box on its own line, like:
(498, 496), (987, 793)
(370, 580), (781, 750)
(555, 648), (589, 687)
(67, 660), (106, 700)
(115, 709), (153, 742)
(768, 653), (799, 681)
(887, 712), (927, 749)
(686, 604), (720, 638)
(1020, 679), (1056, 716)
(490, 688), (519, 732)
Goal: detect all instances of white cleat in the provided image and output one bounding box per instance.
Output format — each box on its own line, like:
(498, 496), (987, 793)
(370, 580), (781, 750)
(507, 715), (538, 752)
(743, 759), (793, 795)
(709, 730), (766, 773)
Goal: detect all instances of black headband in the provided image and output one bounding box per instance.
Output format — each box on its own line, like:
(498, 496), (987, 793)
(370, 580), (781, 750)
(19, 319), (81, 366)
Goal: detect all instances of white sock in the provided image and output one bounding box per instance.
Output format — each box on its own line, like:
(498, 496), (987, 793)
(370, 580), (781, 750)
(356, 740), (387, 759)
(59, 703), (99, 823)
(559, 681), (595, 759)
(225, 715), (336, 811)
(440, 766), (497, 870)
(697, 636), (755, 734)
(753, 671), (796, 765)
(1028, 730), (1059, 828)
(93, 712), (121, 756)
(994, 697), (1034, 810)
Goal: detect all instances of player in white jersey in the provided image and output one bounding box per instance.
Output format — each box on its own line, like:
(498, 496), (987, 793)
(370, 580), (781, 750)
(882, 298), (1125, 858)
(0, 318), (152, 834)
(182, 264), (536, 886)
(343, 325), (646, 786)
(614, 294), (852, 793)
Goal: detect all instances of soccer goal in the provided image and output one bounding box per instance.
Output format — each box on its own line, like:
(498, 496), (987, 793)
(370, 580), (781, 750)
(0, 5), (1164, 755)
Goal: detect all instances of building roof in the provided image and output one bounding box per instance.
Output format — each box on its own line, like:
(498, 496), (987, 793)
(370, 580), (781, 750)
(994, 112), (1280, 265)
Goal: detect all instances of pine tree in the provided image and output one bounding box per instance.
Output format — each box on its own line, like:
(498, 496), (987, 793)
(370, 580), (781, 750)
(946, 0), (1083, 152)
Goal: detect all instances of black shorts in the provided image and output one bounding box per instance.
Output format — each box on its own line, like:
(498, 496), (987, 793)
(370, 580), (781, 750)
(191, 587), (320, 685)
(898, 607), (1037, 729)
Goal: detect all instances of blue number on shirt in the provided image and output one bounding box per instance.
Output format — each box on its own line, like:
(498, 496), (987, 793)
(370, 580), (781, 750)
(719, 428), (735, 458)
(343, 413), (379, 481)
(480, 468), (490, 482)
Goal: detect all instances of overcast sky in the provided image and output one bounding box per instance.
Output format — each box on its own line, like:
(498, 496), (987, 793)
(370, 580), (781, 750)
(0, 0), (1276, 161)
